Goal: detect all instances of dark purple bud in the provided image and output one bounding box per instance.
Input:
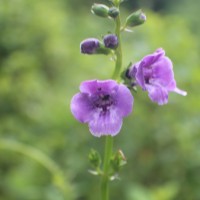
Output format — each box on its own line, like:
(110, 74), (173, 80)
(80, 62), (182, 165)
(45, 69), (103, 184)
(80, 38), (100, 54)
(103, 34), (118, 49)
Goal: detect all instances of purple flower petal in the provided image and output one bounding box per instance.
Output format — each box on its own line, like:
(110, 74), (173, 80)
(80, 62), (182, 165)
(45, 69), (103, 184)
(150, 56), (174, 89)
(80, 79), (117, 94)
(146, 84), (168, 105)
(70, 93), (93, 123)
(141, 48), (165, 67)
(115, 84), (134, 116)
(89, 108), (122, 137)
(70, 79), (134, 137)
(135, 61), (146, 89)
(173, 87), (187, 96)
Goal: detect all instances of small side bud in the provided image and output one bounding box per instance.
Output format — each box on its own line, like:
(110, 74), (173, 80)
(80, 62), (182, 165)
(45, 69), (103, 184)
(88, 149), (101, 168)
(108, 7), (119, 18)
(125, 9), (146, 27)
(91, 4), (109, 18)
(110, 149), (127, 172)
(109, 0), (124, 6)
(103, 34), (118, 49)
(80, 38), (100, 54)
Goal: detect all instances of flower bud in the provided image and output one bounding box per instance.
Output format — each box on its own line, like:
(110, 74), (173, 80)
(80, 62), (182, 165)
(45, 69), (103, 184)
(88, 149), (101, 168)
(91, 4), (109, 18)
(80, 38), (100, 54)
(125, 10), (146, 27)
(108, 7), (119, 18)
(110, 149), (127, 172)
(103, 34), (118, 49)
(109, 0), (124, 6)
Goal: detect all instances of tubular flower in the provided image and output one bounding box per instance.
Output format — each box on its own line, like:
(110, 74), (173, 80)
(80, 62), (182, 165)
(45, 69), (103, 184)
(70, 80), (134, 137)
(128, 48), (187, 105)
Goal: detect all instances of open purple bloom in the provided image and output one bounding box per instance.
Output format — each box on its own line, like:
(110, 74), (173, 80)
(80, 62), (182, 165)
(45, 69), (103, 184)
(70, 80), (133, 137)
(128, 48), (187, 105)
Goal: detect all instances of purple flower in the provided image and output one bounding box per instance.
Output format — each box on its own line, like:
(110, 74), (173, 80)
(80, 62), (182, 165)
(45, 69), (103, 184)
(128, 48), (187, 105)
(80, 38), (100, 54)
(70, 80), (133, 137)
(103, 34), (118, 49)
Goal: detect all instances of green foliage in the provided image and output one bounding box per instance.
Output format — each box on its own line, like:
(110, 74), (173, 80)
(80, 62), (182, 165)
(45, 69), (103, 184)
(0, 0), (199, 200)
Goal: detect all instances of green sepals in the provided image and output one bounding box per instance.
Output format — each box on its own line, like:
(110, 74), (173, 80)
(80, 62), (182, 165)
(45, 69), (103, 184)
(88, 149), (102, 169)
(96, 43), (113, 55)
(110, 149), (127, 173)
(96, 47), (112, 55)
(110, 0), (124, 7)
(120, 62), (137, 92)
(121, 62), (132, 80)
(125, 9), (146, 27)
(91, 4), (109, 18)
(108, 7), (119, 18)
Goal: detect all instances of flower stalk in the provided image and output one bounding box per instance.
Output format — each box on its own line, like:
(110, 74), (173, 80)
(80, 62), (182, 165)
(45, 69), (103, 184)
(0, 0), (187, 199)
(101, 136), (113, 200)
(101, 5), (123, 200)
(112, 10), (122, 80)
(71, 0), (187, 199)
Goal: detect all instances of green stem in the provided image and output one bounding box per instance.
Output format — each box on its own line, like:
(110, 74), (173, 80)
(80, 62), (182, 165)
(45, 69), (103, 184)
(112, 14), (122, 80)
(101, 3), (123, 200)
(101, 136), (113, 200)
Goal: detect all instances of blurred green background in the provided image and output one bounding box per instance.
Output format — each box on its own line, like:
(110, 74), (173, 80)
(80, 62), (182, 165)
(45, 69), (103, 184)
(0, 0), (199, 199)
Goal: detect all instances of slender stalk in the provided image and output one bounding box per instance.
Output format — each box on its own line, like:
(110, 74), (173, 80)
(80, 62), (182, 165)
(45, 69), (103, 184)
(112, 13), (122, 80)
(101, 3), (123, 200)
(101, 136), (113, 200)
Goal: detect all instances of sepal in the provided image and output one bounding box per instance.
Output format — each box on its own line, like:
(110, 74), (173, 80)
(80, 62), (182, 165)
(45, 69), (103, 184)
(121, 62), (138, 92)
(110, 174), (120, 181)
(88, 169), (103, 176)
(110, 0), (124, 6)
(96, 44), (113, 55)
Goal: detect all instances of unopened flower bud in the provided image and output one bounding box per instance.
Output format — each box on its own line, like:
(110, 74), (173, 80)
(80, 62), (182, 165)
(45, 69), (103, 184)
(110, 149), (127, 172)
(109, 0), (124, 6)
(126, 10), (146, 27)
(88, 149), (101, 168)
(103, 34), (118, 49)
(80, 38), (100, 54)
(91, 4), (109, 18)
(108, 7), (119, 18)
